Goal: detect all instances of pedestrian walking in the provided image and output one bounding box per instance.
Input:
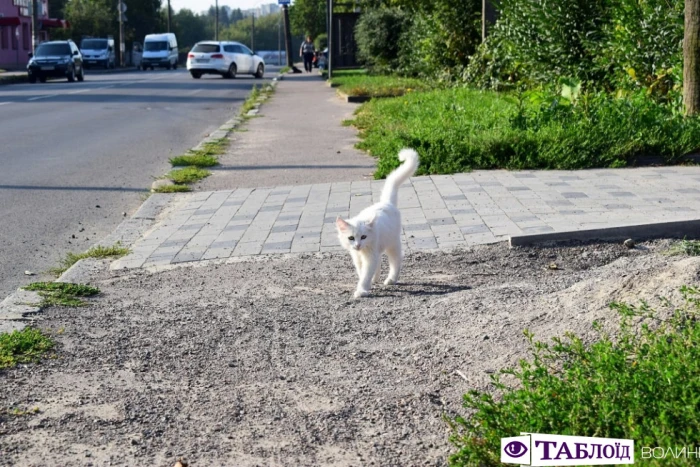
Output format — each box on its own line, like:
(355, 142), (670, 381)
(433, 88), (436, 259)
(300, 36), (316, 73)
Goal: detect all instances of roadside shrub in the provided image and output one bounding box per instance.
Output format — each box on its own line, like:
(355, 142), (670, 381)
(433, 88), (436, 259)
(350, 87), (700, 178)
(354, 8), (410, 74)
(396, 0), (481, 81)
(447, 286), (700, 466)
(464, 0), (685, 93)
(314, 33), (327, 51)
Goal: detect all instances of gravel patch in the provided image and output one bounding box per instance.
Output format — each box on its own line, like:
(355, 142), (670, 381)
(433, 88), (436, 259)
(1, 239), (697, 466)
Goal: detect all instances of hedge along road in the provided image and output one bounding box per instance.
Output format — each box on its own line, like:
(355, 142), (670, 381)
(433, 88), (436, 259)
(0, 66), (277, 298)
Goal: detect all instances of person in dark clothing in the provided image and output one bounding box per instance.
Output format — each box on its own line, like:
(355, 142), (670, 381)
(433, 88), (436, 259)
(300, 36), (316, 73)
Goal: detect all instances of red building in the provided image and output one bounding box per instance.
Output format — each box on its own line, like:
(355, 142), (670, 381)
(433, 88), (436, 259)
(0, 0), (69, 70)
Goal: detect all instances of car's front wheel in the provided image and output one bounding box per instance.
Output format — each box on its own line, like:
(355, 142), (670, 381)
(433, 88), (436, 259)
(67, 65), (76, 82)
(77, 66), (85, 82)
(28, 75), (37, 84)
(191, 71), (202, 79)
(254, 63), (264, 79)
(39, 76), (47, 83)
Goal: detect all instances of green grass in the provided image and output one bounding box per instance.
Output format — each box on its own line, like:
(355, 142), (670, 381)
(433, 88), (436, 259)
(153, 184), (191, 193)
(50, 243), (130, 276)
(169, 139), (227, 167)
(330, 71), (429, 98)
(280, 66), (291, 74)
(23, 282), (100, 307)
(350, 88), (700, 178)
(666, 239), (700, 256)
(166, 166), (211, 184)
(0, 327), (54, 369)
(448, 285), (700, 466)
(240, 85), (264, 117)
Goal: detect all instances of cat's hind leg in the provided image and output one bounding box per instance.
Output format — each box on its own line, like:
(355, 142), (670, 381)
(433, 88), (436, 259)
(384, 242), (402, 285)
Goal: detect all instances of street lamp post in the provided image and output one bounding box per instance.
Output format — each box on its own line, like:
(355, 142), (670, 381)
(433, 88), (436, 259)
(215, 0), (219, 41)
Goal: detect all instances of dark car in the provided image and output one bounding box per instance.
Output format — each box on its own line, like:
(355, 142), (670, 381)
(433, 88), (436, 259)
(27, 40), (85, 83)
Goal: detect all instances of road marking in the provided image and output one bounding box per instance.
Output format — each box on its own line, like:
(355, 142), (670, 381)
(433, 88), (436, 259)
(187, 89), (203, 95)
(27, 95), (57, 101)
(68, 89), (90, 94)
(0, 102), (11, 106)
(96, 86), (114, 90)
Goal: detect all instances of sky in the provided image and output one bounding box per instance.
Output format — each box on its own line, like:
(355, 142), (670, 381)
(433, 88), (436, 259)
(168, 0), (286, 14)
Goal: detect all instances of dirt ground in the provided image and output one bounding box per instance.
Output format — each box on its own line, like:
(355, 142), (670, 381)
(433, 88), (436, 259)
(1, 239), (699, 467)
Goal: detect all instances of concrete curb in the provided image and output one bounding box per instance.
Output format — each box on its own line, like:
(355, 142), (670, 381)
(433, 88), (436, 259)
(0, 192), (178, 333)
(155, 72), (284, 190)
(336, 90), (372, 103)
(0, 67), (138, 86)
(509, 218), (700, 247)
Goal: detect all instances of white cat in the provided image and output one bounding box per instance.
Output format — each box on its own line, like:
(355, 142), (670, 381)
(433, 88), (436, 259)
(336, 148), (419, 298)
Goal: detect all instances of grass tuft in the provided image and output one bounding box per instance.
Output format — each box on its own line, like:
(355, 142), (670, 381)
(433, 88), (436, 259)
(448, 285), (700, 466)
(50, 244), (130, 276)
(166, 166), (211, 184)
(169, 139), (227, 167)
(23, 282), (100, 307)
(153, 184), (191, 193)
(0, 327), (54, 369)
(665, 239), (700, 257)
(328, 69), (430, 98)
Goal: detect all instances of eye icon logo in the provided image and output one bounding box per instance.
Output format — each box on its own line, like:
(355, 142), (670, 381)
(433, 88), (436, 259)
(504, 441), (528, 458)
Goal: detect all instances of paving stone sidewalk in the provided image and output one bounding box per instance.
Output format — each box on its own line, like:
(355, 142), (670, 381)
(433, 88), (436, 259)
(113, 166), (700, 269)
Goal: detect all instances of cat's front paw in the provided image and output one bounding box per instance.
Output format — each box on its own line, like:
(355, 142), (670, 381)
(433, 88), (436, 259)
(353, 289), (370, 298)
(384, 278), (397, 285)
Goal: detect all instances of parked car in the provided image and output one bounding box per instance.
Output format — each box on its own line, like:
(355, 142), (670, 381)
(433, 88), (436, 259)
(141, 33), (178, 70)
(27, 40), (85, 83)
(186, 41), (265, 79)
(80, 37), (115, 69)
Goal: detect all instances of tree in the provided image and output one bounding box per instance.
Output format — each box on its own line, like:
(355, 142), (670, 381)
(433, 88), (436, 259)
(172, 8), (207, 49)
(221, 12), (284, 51)
(63, 0), (115, 40)
(685, 0), (700, 115)
(289, 0), (326, 39)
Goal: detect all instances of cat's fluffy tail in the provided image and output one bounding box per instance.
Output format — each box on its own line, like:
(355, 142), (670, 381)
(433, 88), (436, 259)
(380, 148), (419, 206)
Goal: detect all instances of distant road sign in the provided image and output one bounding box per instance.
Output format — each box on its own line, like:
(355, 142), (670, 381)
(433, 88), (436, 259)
(278, 0), (290, 4)
(120, 13), (127, 22)
(118, 1), (127, 12)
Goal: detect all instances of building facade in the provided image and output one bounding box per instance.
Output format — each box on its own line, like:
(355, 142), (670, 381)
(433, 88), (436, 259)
(0, 0), (68, 70)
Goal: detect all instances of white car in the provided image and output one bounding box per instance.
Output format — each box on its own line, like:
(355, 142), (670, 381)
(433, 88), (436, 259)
(186, 41), (265, 79)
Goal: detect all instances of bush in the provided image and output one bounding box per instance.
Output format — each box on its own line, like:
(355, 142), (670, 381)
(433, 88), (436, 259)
(464, 0), (685, 93)
(314, 33), (327, 51)
(354, 8), (410, 74)
(350, 87), (700, 178)
(448, 286), (700, 466)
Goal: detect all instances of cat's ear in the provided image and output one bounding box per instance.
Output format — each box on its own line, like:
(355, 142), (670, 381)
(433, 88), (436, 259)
(336, 216), (350, 232)
(366, 213), (377, 228)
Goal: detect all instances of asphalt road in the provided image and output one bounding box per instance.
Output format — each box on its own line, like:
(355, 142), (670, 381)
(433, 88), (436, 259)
(0, 66), (277, 298)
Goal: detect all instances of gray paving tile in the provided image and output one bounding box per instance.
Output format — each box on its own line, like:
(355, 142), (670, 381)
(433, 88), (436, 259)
(460, 224), (490, 235)
(427, 218), (456, 226)
(561, 192), (588, 199)
(271, 224), (298, 233)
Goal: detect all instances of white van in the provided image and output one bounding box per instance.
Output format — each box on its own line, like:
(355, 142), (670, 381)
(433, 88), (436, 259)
(141, 33), (178, 70)
(80, 37), (115, 69)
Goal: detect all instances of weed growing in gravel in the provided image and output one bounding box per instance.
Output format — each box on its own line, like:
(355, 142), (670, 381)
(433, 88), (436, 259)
(166, 167), (211, 184)
(0, 327), (54, 369)
(665, 239), (700, 257)
(153, 184), (191, 193)
(447, 285), (700, 466)
(1, 406), (41, 416)
(23, 282), (100, 307)
(50, 243), (130, 276)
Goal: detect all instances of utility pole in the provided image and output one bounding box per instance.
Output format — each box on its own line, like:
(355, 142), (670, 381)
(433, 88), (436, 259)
(278, 14), (281, 66)
(327, 0), (332, 79)
(251, 12), (255, 52)
(118, 0), (125, 67)
(31, 0), (38, 53)
(215, 0), (219, 41)
(167, 0), (171, 32)
(282, 4), (300, 72)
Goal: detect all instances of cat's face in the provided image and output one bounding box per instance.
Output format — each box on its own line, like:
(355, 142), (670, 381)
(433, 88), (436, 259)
(336, 217), (373, 251)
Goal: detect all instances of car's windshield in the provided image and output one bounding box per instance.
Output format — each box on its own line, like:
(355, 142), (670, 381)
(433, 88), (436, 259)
(191, 44), (220, 53)
(35, 43), (71, 56)
(144, 41), (168, 51)
(81, 39), (107, 50)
